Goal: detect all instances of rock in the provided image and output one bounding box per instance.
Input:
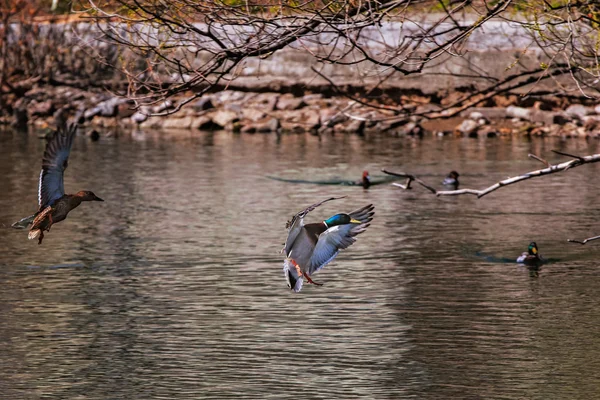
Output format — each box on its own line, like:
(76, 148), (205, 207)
(162, 116), (194, 130)
(261, 117), (280, 132)
(302, 111), (321, 131)
(194, 116), (222, 131)
(477, 125), (499, 138)
(224, 103), (243, 113)
(319, 109), (347, 129)
(469, 111), (485, 121)
(242, 108), (266, 122)
(583, 116), (600, 132)
(192, 97), (214, 111)
(248, 93), (279, 111)
(117, 102), (136, 118)
(211, 110), (239, 128)
(302, 94), (323, 105)
(241, 118), (280, 133)
(400, 122), (424, 137)
(29, 100), (55, 117)
(276, 96), (307, 111)
(595, 105), (600, 115)
(506, 106), (570, 125)
(335, 119), (365, 134)
(139, 116), (164, 129)
(131, 106), (151, 124)
(565, 104), (589, 119)
(152, 100), (173, 114)
(456, 119), (479, 135)
(213, 91), (248, 105)
(84, 97), (126, 119)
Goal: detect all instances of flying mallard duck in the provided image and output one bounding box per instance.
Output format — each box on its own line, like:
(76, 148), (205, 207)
(516, 242), (544, 267)
(282, 197), (374, 292)
(442, 170), (460, 188)
(11, 124), (103, 244)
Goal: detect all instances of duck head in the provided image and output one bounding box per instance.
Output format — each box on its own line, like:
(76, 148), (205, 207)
(528, 242), (539, 256)
(362, 170), (371, 188)
(324, 213), (361, 228)
(76, 190), (104, 202)
(448, 171), (459, 180)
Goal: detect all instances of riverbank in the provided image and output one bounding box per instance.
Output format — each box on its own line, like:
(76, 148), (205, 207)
(4, 83), (600, 139)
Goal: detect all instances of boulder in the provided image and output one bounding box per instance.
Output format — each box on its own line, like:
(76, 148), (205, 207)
(84, 97), (127, 119)
(335, 119), (365, 134)
(162, 116), (194, 129)
(242, 108), (267, 122)
(456, 119), (479, 135)
(241, 118), (280, 133)
(565, 104), (589, 119)
(152, 100), (173, 114)
(276, 96), (307, 111)
(29, 100), (55, 117)
(506, 106), (570, 125)
(194, 115), (222, 131)
(117, 102), (136, 118)
(211, 110), (239, 128)
(192, 97), (215, 111)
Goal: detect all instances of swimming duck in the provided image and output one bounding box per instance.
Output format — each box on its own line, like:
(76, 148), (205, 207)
(359, 170), (371, 189)
(442, 171), (460, 188)
(516, 242), (544, 267)
(282, 197), (374, 292)
(12, 124), (103, 244)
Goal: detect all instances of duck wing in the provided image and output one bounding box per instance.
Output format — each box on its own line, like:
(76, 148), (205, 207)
(38, 123), (76, 210)
(307, 204), (374, 275)
(283, 196), (345, 256)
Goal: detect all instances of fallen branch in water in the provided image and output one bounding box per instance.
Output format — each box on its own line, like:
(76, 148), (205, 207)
(567, 235), (600, 245)
(381, 170), (437, 194)
(383, 150), (600, 199)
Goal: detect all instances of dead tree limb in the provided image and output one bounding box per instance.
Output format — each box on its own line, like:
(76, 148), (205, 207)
(567, 235), (600, 245)
(381, 169), (437, 194)
(383, 151), (600, 199)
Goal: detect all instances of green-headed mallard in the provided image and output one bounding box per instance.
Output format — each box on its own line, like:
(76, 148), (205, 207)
(516, 242), (544, 267)
(282, 197), (374, 292)
(11, 124), (103, 244)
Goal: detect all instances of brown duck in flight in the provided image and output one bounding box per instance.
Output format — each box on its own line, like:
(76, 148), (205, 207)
(12, 124), (103, 244)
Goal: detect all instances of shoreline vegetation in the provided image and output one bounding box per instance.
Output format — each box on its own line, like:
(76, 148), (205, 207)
(1, 2), (599, 139)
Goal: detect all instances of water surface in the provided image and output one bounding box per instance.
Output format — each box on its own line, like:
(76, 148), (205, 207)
(1, 128), (600, 399)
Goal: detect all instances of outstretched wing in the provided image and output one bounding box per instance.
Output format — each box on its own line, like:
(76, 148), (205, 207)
(283, 196), (345, 256)
(307, 204), (374, 275)
(38, 123), (77, 210)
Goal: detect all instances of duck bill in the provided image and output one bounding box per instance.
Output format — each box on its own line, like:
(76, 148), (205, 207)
(93, 195), (104, 202)
(350, 218), (362, 224)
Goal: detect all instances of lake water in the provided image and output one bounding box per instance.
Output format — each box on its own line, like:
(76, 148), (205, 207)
(1, 128), (600, 399)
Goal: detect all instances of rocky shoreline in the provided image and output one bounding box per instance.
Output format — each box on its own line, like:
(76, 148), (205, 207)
(3, 83), (600, 139)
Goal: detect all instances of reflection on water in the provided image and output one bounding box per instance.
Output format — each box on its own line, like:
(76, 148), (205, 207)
(1, 129), (600, 399)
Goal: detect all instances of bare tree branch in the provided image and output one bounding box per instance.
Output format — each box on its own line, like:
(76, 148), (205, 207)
(383, 151), (600, 199)
(568, 235), (600, 245)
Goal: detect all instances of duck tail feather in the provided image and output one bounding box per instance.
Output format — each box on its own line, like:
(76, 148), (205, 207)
(12, 214), (36, 229)
(28, 229), (41, 240)
(283, 258), (303, 293)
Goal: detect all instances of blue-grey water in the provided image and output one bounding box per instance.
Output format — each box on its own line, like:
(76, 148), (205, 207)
(1, 128), (600, 399)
